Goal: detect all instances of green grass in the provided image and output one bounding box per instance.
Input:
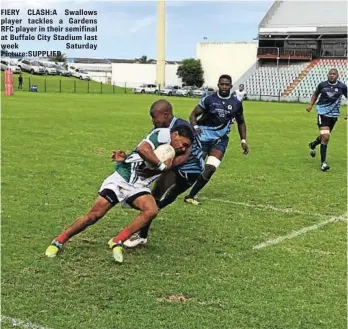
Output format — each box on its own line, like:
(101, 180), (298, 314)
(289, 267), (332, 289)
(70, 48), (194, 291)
(1, 93), (347, 329)
(1, 71), (128, 94)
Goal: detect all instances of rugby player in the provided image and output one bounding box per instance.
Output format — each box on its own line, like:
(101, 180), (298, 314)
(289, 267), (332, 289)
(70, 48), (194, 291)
(306, 68), (347, 171)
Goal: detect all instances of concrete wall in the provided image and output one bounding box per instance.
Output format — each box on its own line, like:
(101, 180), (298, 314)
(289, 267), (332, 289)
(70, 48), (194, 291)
(197, 42), (258, 87)
(111, 63), (182, 88)
(67, 63), (112, 83)
(70, 63), (112, 72)
(87, 71), (112, 84)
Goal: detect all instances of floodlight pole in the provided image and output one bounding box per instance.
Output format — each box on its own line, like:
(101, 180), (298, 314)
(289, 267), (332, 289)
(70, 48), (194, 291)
(156, 0), (166, 88)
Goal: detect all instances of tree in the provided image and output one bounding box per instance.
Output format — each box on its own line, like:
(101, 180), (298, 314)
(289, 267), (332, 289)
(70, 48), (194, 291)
(135, 55), (155, 63)
(49, 53), (67, 64)
(138, 55), (148, 63)
(177, 58), (204, 87)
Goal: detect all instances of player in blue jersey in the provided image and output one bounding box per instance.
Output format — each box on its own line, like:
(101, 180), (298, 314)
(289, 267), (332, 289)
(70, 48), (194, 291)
(152, 117), (204, 209)
(123, 99), (205, 248)
(184, 74), (248, 205)
(306, 69), (347, 171)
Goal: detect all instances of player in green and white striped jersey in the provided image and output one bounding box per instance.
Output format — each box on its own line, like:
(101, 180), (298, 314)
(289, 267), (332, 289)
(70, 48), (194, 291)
(45, 125), (194, 264)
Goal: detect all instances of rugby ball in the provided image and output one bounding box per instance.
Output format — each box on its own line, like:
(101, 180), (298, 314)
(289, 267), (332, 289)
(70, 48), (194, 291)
(145, 144), (175, 169)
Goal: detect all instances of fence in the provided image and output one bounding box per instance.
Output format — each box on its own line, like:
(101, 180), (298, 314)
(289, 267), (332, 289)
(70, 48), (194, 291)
(3, 76), (347, 105)
(4, 76), (130, 94)
(245, 89), (347, 104)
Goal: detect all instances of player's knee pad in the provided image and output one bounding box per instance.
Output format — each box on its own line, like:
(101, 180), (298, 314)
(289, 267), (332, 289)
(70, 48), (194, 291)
(206, 156), (221, 168)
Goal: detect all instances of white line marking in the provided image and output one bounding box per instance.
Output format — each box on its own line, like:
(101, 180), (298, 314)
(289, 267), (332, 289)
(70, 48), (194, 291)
(205, 198), (328, 218)
(1, 316), (53, 329)
(253, 213), (347, 250)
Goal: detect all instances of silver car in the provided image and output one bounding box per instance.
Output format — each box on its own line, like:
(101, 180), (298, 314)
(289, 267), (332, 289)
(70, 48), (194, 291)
(1, 59), (21, 73)
(176, 86), (197, 97)
(159, 85), (179, 96)
(192, 87), (215, 97)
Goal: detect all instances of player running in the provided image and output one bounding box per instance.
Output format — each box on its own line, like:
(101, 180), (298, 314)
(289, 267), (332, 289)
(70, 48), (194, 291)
(184, 74), (248, 205)
(45, 124), (193, 263)
(306, 68), (347, 171)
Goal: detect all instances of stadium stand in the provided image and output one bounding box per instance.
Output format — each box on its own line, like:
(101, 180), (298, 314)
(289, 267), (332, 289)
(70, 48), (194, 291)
(289, 59), (347, 98)
(244, 63), (308, 96)
(239, 1), (347, 102)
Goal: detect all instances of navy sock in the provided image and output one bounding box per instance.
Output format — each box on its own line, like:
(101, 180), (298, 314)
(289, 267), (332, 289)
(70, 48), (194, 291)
(311, 136), (321, 149)
(187, 175), (209, 199)
(320, 143), (327, 163)
(139, 220), (152, 239)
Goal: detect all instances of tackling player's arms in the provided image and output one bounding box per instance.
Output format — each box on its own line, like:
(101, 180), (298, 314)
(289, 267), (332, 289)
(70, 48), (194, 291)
(171, 145), (192, 168)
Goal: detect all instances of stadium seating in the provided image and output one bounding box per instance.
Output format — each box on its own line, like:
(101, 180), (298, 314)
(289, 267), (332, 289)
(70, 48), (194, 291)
(244, 64), (307, 96)
(290, 59), (348, 98)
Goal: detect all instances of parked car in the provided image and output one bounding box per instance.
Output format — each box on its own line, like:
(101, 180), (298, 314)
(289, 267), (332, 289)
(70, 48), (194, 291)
(175, 86), (197, 97)
(38, 62), (57, 75)
(54, 65), (72, 77)
(159, 85), (179, 96)
(17, 59), (44, 75)
(0, 59), (21, 73)
(73, 69), (91, 80)
(133, 84), (158, 94)
(192, 87), (215, 97)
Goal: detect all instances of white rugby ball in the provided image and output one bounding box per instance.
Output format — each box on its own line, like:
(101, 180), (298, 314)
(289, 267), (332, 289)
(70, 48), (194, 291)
(146, 144), (175, 169)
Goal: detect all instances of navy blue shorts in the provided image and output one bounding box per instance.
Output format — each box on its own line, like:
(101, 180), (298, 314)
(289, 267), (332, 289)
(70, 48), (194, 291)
(201, 135), (229, 155)
(317, 115), (337, 131)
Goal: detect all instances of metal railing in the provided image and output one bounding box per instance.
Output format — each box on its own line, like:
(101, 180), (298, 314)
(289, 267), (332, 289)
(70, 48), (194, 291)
(245, 89), (347, 104)
(257, 47), (313, 59)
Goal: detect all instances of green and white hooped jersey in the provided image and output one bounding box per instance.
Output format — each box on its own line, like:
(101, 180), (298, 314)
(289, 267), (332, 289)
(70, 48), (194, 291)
(116, 128), (171, 186)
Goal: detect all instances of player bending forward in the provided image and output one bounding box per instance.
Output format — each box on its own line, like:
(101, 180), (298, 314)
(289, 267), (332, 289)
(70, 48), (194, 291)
(45, 125), (193, 263)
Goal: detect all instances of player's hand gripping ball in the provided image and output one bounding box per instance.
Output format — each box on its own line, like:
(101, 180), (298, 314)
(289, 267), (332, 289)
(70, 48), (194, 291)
(145, 144), (175, 169)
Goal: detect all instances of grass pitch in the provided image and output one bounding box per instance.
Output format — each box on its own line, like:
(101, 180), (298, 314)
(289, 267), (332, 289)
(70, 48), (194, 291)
(1, 92), (347, 329)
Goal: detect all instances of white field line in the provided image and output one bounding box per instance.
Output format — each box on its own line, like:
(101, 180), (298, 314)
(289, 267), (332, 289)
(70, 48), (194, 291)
(253, 213), (347, 250)
(205, 198), (328, 219)
(1, 316), (53, 329)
